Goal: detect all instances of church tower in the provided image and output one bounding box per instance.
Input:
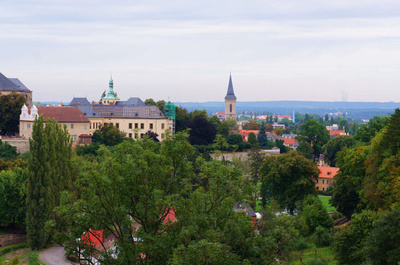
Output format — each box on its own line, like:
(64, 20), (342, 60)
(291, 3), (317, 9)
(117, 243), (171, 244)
(224, 74), (237, 120)
(101, 75), (120, 105)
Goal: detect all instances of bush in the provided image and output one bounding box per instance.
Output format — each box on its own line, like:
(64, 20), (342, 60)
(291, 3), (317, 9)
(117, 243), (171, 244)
(292, 237), (309, 251)
(305, 255), (330, 265)
(312, 226), (332, 247)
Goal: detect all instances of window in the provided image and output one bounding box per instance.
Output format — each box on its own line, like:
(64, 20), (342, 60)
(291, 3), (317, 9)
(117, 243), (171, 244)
(141, 123), (144, 129)
(27, 124), (30, 129)
(161, 123), (165, 129)
(316, 179), (318, 183)
(72, 135), (77, 141)
(129, 133), (132, 138)
(230, 104), (232, 113)
(322, 187), (325, 191)
(129, 123), (132, 129)
(322, 180), (325, 184)
(140, 133), (144, 138)
(135, 123), (138, 129)
(71, 124), (74, 129)
(327, 180), (329, 184)
(84, 124), (87, 129)
(116, 123), (119, 129)
(150, 123), (153, 130)
(135, 133), (138, 139)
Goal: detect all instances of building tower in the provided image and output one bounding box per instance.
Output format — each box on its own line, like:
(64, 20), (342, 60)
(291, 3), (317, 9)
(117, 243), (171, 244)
(101, 75), (120, 105)
(224, 74), (237, 120)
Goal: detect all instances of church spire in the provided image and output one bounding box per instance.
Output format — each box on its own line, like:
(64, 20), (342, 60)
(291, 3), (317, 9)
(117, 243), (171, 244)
(225, 74), (236, 100)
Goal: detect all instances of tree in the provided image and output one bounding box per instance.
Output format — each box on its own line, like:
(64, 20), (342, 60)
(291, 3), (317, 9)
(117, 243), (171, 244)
(50, 133), (270, 264)
(322, 135), (354, 166)
(261, 151), (318, 213)
(243, 120), (259, 130)
(186, 116), (217, 145)
(300, 195), (332, 235)
(0, 167), (27, 227)
(257, 123), (268, 148)
(354, 115), (389, 144)
(175, 106), (189, 132)
(275, 139), (288, 154)
(248, 148), (265, 208)
(296, 141), (313, 160)
(247, 132), (258, 148)
(364, 209), (400, 265)
(0, 92), (27, 135)
(297, 119), (330, 161)
(265, 123), (273, 132)
(0, 140), (18, 161)
(93, 123), (127, 146)
(26, 116), (73, 250)
(145, 130), (160, 142)
(227, 133), (243, 146)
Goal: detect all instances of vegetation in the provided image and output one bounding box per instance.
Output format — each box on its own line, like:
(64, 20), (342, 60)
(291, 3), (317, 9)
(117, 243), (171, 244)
(0, 92), (27, 135)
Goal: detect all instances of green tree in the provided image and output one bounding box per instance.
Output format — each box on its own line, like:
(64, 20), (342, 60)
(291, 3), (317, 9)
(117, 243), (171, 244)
(0, 140), (18, 161)
(0, 167), (27, 226)
(257, 123), (268, 148)
(93, 123), (127, 146)
(186, 116), (217, 145)
(248, 132), (258, 148)
(0, 92), (27, 135)
(300, 195), (332, 235)
(243, 120), (260, 130)
(297, 119), (330, 161)
(354, 115), (389, 144)
(260, 151), (318, 214)
(364, 209), (400, 265)
(296, 141), (313, 160)
(322, 135), (354, 166)
(26, 116), (73, 250)
(175, 106), (189, 132)
(227, 133), (243, 146)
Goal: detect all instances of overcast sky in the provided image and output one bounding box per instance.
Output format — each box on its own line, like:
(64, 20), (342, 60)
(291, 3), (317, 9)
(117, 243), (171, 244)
(1, 0), (400, 103)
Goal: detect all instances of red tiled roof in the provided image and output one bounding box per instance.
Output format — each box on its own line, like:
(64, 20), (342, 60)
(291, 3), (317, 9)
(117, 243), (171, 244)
(283, 138), (296, 145)
(318, 166), (339, 179)
(81, 230), (103, 247)
(37, 106), (89, 123)
(163, 209), (176, 224)
(237, 130), (259, 136)
(329, 130), (346, 136)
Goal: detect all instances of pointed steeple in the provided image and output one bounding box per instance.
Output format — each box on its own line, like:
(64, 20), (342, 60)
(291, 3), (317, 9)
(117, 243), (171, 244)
(225, 74), (236, 99)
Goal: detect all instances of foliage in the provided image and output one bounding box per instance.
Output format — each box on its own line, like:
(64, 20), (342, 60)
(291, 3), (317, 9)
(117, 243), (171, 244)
(50, 132), (271, 264)
(260, 151), (318, 214)
(0, 157), (27, 172)
(175, 106), (189, 132)
(0, 167), (27, 226)
(248, 132), (258, 147)
(0, 243), (29, 256)
(145, 130), (160, 142)
(248, 148), (265, 208)
(243, 120), (259, 130)
(26, 116), (73, 250)
(322, 135), (354, 166)
(0, 92), (27, 135)
(0, 140), (18, 161)
(297, 119), (330, 161)
(332, 210), (378, 265)
(300, 195), (332, 235)
(312, 226), (332, 247)
(186, 116), (217, 145)
(354, 115), (389, 144)
(297, 141), (314, 160)
(227, 133), (243, 146)
(364, 208), (400, 265)
(257, 123), (268, 148)
(92, 123), (127, 146)
(275, 139), (288, 154)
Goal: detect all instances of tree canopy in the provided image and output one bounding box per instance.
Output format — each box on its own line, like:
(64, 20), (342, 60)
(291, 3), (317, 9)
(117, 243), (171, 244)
(0, 92), (27, 135)
(297, 119), (330, 161)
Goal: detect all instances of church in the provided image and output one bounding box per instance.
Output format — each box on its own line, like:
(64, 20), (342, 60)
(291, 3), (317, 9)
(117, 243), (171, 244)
(224, 74), (237, 120)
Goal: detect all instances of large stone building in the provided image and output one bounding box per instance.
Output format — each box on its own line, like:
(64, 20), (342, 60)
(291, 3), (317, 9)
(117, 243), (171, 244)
(224, 74), (237, 120)
(19, 105), (91, 144)
(70, 77), (174, 141)
(0, 72), (32, 105)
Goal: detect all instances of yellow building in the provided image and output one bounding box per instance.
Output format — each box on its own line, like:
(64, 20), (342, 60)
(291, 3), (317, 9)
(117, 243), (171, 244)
(69, 77), (174, 141)
(0, 72), (32, 105)
(19, 105), (91, 145)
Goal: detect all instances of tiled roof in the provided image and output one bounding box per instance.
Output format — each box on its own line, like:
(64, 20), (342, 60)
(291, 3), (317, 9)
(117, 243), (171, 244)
(70, 97), (90, 106)
(318, 166), (339, 179)
(0, 73), (20, 91)
(283, 138), (296, 146)
(36, 106), (90, 123)
(329, 130), (346, 136)
(115, 97), (145, 106)
(9, 78), (31, 92)
(92, 105), (167, 119)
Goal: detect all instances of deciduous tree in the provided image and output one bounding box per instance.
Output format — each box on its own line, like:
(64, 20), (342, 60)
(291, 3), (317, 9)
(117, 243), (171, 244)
(0, 92), (26, 135)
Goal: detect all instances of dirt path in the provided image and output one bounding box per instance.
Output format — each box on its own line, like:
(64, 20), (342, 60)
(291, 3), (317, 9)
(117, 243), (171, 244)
(39, 246), (73, 265)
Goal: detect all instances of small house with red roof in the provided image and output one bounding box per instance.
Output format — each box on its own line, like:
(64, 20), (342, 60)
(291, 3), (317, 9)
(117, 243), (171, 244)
(316, 166), (339, 191)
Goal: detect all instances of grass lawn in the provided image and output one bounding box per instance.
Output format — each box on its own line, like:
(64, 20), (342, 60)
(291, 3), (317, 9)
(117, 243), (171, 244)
(0, 243), (44, 265)
(291, 245), (337, 265)
(318, 195), (336, 212)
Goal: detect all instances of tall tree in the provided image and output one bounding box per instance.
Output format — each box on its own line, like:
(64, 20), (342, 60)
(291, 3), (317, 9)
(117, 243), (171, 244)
(26, 116), (73, 250)
(257, 123), (268, 148)
(354, 115), (389, 144)
(260, 151), (318, 214)
(0, 92), (27, 135)
(248, 132), (258, 148)
(297, 119), (330, 161)
(185, 116), (217, 145)
(322, 135), (354, 166)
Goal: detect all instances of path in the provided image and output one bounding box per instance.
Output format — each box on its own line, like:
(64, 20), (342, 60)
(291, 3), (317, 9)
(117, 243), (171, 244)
(40, 246), (73, 265)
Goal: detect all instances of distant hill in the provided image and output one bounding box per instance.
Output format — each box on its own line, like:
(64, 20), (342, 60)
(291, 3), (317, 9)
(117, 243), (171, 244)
(175, 101), (400, 120)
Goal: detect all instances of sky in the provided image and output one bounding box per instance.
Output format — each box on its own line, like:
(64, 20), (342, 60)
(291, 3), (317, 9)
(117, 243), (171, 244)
(1, 0), (400, 103)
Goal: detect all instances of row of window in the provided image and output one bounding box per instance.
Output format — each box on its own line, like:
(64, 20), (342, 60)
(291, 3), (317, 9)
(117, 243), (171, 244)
(316, 179), (330, 184)
(127, 133), (165, 139)
(89, 122), (165, 130)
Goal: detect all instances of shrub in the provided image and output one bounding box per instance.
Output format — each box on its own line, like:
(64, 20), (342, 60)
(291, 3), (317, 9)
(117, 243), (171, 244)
(312, 226), (332, 247)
